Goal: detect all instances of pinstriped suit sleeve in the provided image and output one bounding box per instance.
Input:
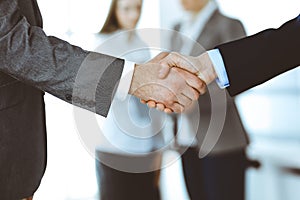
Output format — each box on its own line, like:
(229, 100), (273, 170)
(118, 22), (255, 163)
(0, 0), (124, 117)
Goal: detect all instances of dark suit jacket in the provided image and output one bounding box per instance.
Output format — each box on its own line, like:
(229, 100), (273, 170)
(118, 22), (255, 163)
(217, 14), (300, 96)
(172, 10), (248, 154)
(0, 0), (124, 199)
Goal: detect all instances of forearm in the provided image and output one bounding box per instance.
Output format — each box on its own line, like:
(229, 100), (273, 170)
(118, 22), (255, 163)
(0, 0), (125, 116)
(217, 15), (300, 95)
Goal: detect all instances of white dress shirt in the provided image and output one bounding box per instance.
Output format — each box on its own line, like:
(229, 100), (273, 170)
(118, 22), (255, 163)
(178, 0), (218, 54)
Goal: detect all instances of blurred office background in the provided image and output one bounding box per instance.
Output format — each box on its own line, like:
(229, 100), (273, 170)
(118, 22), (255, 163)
(34, 0), (300, 199)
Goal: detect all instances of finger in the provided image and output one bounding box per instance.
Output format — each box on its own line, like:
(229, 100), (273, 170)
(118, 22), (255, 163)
(181, 87), (200, 101)
(185, 77), (206, 95)
(160, 52), (198, 74)
(140, 99), (147, 104)
(185, 75), (206, 95)
(170, 102), (185, 113)
(150, 52), (170, 63)
(156, 103), (165, 111)
(147, 100), (157, 106)
(164, 108), (173, 114)
(176, 94), (192, 108)
(158, 63), (172, 79)
(198, 85), (206, 95)
(158, 53), (180, 78)
(147, 101), (157, 108)
(173, 67), (206, 95)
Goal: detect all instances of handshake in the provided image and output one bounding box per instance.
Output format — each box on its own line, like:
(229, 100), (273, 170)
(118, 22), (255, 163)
(129, 51), (218, 113)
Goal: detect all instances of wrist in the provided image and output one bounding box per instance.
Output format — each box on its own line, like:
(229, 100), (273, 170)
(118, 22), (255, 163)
(128, 64), (138, 95)
(197, 52), (217, 85)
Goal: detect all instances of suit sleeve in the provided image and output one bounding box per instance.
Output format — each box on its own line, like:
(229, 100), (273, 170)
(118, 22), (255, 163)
(0, 0), (124, 117)
(217, 15), (300, 96)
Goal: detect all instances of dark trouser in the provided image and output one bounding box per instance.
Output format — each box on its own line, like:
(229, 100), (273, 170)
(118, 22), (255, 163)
(181, 148), (247, 200)
(96, 159), (161, 200)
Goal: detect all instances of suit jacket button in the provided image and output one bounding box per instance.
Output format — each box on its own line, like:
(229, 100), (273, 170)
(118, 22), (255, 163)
(65, 94), (72, 101)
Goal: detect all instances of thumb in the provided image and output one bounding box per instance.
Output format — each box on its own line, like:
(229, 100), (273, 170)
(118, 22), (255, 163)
(158, 63), (171, 79)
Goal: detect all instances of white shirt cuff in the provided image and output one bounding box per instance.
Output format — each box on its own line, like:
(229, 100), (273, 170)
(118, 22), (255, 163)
(115, 60), (135, 101)
(207, 49), (230, 89)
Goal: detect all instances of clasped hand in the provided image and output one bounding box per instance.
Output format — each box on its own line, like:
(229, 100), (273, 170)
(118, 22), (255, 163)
(129, 52), (217, 113)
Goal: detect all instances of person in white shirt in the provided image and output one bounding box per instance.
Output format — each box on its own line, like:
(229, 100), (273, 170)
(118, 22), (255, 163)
(93, 0), (164, 199)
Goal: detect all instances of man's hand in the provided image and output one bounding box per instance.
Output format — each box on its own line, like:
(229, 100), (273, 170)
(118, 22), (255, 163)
(159, 52), (217, 85)
(129, 52), (204, 113)
(140, 52), (219, 113)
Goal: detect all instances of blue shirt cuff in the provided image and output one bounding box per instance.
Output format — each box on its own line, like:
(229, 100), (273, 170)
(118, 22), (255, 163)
(207, 49), (230, 89)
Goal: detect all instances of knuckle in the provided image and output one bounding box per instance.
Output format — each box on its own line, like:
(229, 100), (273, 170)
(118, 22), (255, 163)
(196, 81), (205, 91)
(164, 108), (173, 114)
(185, 99), (192, 107)
(200, 86), (207, 95)
(194, 91), (200, 100)
(167, 93), (176, 101)
(194, 77), (203, 86)
(166, 100), (174, 106)
(170, 52), (178, 57)
(173, 105), (184, 113)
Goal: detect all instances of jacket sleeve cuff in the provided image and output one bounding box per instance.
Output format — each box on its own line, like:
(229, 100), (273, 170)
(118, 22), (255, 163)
(207, 49), (230, 89)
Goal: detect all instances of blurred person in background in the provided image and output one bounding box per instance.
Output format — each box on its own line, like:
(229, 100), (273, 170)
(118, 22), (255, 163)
(169, 0), (250, 199)
(94, 0), (164, 199)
